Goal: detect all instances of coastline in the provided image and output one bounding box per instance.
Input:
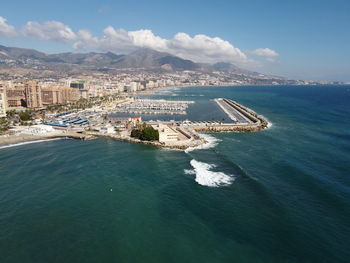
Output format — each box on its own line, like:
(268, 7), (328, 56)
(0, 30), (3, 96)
(0, 85), (269, 150)
(0, 132), (94, 148)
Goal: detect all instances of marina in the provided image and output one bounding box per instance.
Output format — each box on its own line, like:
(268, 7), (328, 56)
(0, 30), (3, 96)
(115, 99), (195, 115)
(0, 96), (268, 150)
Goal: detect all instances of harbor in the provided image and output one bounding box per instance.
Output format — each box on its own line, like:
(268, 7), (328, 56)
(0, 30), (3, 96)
(115, 99), (195, 115)
(0, 96), (268, 150)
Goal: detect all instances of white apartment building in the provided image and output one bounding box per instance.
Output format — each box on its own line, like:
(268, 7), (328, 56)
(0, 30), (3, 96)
(0, 85), (7, 117)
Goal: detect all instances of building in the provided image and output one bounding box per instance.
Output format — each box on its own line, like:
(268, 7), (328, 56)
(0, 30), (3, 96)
(5, 82), (80, 109)
(6, 84), (26, 107)
(25, 81), (42, 108)
(41, 86), (79, 106)
(79, 89), (89, 99)
(41, 87), (63, 105)
(130, 116), (142, 127)
(152, 123), (179, 143)
(70, 81), (85, 89)
(99, 124), (115, 134)
(0, 84), (7, 117)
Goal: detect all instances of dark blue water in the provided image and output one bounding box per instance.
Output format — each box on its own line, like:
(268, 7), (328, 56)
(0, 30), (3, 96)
(0, 85), (349, 263)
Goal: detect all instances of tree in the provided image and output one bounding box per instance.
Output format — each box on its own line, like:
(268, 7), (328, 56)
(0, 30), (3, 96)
(0, 118), (9, 132)
(139, 126), (159, 141)
(131, 129), (142, 138)
(6, 110), (16, 117)
(19, 111), (32, 121)
(131, 126), (159, 141)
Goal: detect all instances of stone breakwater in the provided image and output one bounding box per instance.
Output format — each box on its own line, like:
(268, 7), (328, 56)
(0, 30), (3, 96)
(80, 98), (268, 150)
(192, 98), (268, 133)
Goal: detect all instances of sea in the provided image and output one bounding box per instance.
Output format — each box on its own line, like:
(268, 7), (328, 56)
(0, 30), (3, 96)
(0, 85), (349, 263)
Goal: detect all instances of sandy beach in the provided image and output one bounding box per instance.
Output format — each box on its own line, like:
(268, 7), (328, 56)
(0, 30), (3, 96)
(0, 133), (59, 147)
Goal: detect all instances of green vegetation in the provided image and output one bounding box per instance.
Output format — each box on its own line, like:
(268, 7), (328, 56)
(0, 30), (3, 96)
(131, 128), (142, 138)
(6, 110), (16, 117)
(131, 126), (159, 141)
(0, 118), (9, 132)
(19, 111), (32, 121)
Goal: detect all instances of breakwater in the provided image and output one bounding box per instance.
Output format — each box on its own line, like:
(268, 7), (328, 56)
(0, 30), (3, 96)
(186, 98), (268, 132)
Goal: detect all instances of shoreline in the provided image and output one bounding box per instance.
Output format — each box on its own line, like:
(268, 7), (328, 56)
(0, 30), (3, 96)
(0, 131), (94, 148)
(0, 86), (269, 150)
(0, 138), (64, 149)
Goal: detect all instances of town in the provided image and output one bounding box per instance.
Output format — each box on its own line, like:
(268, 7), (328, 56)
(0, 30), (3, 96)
(0, 72), (268, 149)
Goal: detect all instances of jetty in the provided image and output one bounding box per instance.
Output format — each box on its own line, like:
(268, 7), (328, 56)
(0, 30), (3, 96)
(180, 98), (268, 132)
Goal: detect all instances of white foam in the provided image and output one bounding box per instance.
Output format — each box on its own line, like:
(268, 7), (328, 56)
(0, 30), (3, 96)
(259, 115), (273, 129)
(185, 159), (234, 187)
(185, 134), (221, 153)
(0, 138), (63, 150)
(184, 169), (196, 175)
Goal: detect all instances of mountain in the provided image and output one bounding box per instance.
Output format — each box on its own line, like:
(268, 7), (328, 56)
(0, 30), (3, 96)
(0, 45), (51, 61)
(213, 62), (255, 74)
(47, 52), (124, 66)
(113, 48), (199, 71)
(0, 45), (200, 71)
(0, 44), (269, 77)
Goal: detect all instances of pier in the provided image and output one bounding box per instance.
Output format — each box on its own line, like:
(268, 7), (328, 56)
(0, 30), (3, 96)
(179, 98), (268, 132)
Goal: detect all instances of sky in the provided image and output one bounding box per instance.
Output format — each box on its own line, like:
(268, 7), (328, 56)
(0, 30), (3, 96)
(0, 0), (349, 81)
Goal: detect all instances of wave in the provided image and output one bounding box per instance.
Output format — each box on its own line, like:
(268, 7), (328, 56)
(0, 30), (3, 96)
(185, 134), (221, 153)
(258, 114), (273, 129)
(0, 138), (63, 150)
(185, 159), (234, 187)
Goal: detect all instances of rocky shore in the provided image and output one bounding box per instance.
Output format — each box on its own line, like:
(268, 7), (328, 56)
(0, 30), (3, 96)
(85, 131), (207, 150)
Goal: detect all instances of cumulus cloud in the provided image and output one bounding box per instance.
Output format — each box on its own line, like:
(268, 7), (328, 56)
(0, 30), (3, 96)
(0, 16), (279, 65)
(22, 21), (76, 42)
(73, 26), (247, 63)
(169, 33), (247, 63)
(0, 16), (16, 37)
(251, 48), (279, 57)
(73, 27), (137, 54)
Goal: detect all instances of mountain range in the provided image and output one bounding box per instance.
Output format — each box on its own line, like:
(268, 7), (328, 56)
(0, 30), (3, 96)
(0, 44), (264, 76)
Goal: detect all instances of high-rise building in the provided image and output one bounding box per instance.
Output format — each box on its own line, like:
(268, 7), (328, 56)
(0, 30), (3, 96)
(0, 84), (7, 117)
(70, 81), (85, 90)
(25, 82), (42, 108)
(41, 86), (80, 105)
(6, 84), (26, 107)
(5, 82), (81, 109)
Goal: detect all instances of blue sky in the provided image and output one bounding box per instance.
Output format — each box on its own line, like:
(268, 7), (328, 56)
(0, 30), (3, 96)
(0, 0), (349, 81)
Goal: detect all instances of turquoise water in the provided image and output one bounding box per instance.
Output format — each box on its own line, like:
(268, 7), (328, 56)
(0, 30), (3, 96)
(0, 85), (350, 263)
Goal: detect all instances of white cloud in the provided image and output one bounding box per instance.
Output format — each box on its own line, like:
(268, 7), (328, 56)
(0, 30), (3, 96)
(73, 26), (248, 64)
(129, 29), (168, 51)
(168, 33), (247, 63)
(0, 16), (279, 65)
(251, 48), (279, 57)
(22, 21), (76, 42)
(0, 16), (16, 37)
(73, 27), (138, 54)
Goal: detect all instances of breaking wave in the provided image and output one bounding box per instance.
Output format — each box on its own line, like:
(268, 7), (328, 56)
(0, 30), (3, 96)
(185, 134), (221, 153)
(185, 159), (234, 187)
(259, 115), (273, 129)
(0, 138), (63, 150)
